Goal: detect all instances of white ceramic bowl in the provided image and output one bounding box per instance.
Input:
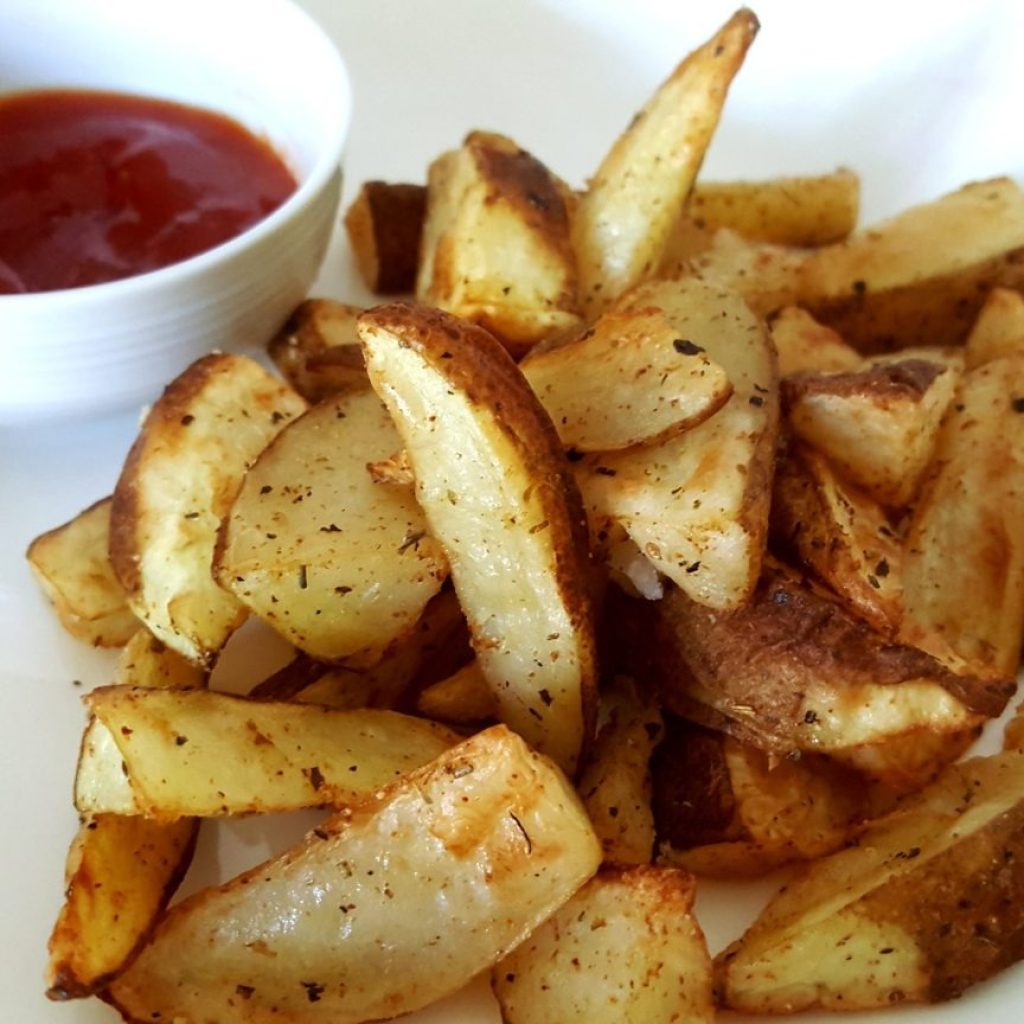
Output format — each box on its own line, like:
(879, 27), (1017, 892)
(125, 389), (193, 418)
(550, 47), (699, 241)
(0, 0), (350, 422)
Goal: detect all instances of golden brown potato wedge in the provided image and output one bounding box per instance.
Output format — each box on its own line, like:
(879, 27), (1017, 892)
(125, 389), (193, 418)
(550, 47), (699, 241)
(684, 168), (860, 247)
(416, 659), (498, 724)
(520, 305), (732, 451)
(27, 497), (138, 648)
(771, 443), (903, 634)
(769, 305), (862, 377)
(800, 177), (1024, 353)
(46, 815), (197, 1001)
(577, 680), (662, 865)
(652, 716), (885, 878)
(250, 589), (471, 711)
(665, 227), (808, 315)
(573, 9), (758, 315)
(783, 349), (962, 507)
(576, 277), (778, 609)
(359, 303), (597, 774)
(493, 865), (713, 1024)
(343, 180), (426, 293)
(965, 286), (1024, 369)
(107, 725), (601, 1024)
(46, 631), (204, 999)
(267, 298), (367, 403)
(901, 355), (1024, 676)
(417, 131), (580, 354)
(215, 388), (448, 664)
(614, 562), (1013, 788)
(75, 687), (456, 818)
(109, 354), (306, 666)
(716, 751), (1024, 1011)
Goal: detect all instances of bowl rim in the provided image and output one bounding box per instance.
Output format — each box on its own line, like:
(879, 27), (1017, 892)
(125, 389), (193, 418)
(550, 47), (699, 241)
(0, 0), (351, 311)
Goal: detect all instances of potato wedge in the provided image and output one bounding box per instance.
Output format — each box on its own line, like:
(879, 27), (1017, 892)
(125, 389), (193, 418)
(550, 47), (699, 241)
(417, 131), (580, 354)
(769, 305), (861, 377)
(664, 227), (808, 315)
(965, 286), (1024, 369)
(716, 751), (1024, 1011)
(267, 298), (367, 402)
(520, 305), (732, 451)
(344, 180), (426, 293)
(901, 355), (1024, 676)
(573, 9), (758, 315)
(576, 277), (778, 609)
(783, 349), (962, 507)
(107, 725), (601, 1024)
(251, 589), (471, 710)
(771, 442), (903, 634)
(215, 388), (449, 664)
(416, 659), (499, 724)
(578, 681), (662, 864)
(47, 631), (204, 998)
(685, 168), (860, 247)
(800, 177), (1024, 353)
(652, 715), (882, 878)
(109, 354), (306, 665)
(359, 303), (597, 774)
(27, 496), (138, 647)
(615, 562), (1013, 787)
(493, 865), (713, 1024)
(75, 687), (456, 818)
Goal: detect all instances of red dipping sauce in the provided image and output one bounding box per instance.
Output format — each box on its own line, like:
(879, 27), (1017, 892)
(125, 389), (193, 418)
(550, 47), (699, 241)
(0, 90), (297, 295)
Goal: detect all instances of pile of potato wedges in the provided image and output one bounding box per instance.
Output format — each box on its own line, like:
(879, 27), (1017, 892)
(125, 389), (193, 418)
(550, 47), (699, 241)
(28, 8), (1024, 1023)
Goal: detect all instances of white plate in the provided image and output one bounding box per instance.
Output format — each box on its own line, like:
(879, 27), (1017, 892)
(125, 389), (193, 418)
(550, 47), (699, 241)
(2, 1), (1023, 1021)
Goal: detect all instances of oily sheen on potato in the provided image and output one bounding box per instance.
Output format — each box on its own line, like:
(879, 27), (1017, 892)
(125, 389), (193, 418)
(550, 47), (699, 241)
(107, 726), (601, 1024)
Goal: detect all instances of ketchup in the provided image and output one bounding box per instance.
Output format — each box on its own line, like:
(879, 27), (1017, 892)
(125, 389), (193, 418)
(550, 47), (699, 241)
(0, 90), (297, 294)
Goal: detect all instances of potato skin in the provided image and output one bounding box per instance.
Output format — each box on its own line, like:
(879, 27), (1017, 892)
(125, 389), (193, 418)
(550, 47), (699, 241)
(612, 563), (1014, 756)
(344, 181), (426, 294)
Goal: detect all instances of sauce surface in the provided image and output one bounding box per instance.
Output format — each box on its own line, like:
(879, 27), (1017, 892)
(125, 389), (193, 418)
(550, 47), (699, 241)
(0, 90), (297, 294)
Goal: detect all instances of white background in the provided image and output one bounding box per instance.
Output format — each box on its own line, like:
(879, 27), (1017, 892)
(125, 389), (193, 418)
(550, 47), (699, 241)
(1, 1), (1023, 1021)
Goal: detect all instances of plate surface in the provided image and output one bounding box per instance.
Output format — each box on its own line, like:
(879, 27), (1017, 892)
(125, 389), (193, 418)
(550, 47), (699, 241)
(2, 1), (1023, 1021)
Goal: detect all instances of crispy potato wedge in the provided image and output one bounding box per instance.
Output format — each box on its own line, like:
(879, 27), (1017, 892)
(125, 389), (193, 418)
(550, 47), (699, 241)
(578, 681), (663, 864)
(267, 298), (367, 403)
(75, 687), (456, 818)
(417, 131), (580, 354)
(251, 589), (471, 710)
(716, 751), (1024, 1011)
(771, 443), (903, 634)
(576, 277), (778, 609)
(344, 180), (426, 293)
(46, 814), (197, 1001)
(520, 305), (732, 451)
(652, 716), (884, 878)
(684, 168), (860, 247)
(493, 865), (713, 1024)
(965, 286), (1024, 369)
(215, 388), (449, 664)
(615, 562), (1013, 788)
(800, 177), (1024, 353)
(783, 349), (962, 507)
(901, 355), (1024, 676)
(27, 497), (138, 648)
(573, 10), (758, 315)
(109, 354), (306, 665)
(665, 227), (808, 315)
(359, 303), (597, 774)
(47, 631), (204, 998)
(107, 725), (601, 1024)
(769, 305), (862, 377)
(416, 659), (499, 724)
